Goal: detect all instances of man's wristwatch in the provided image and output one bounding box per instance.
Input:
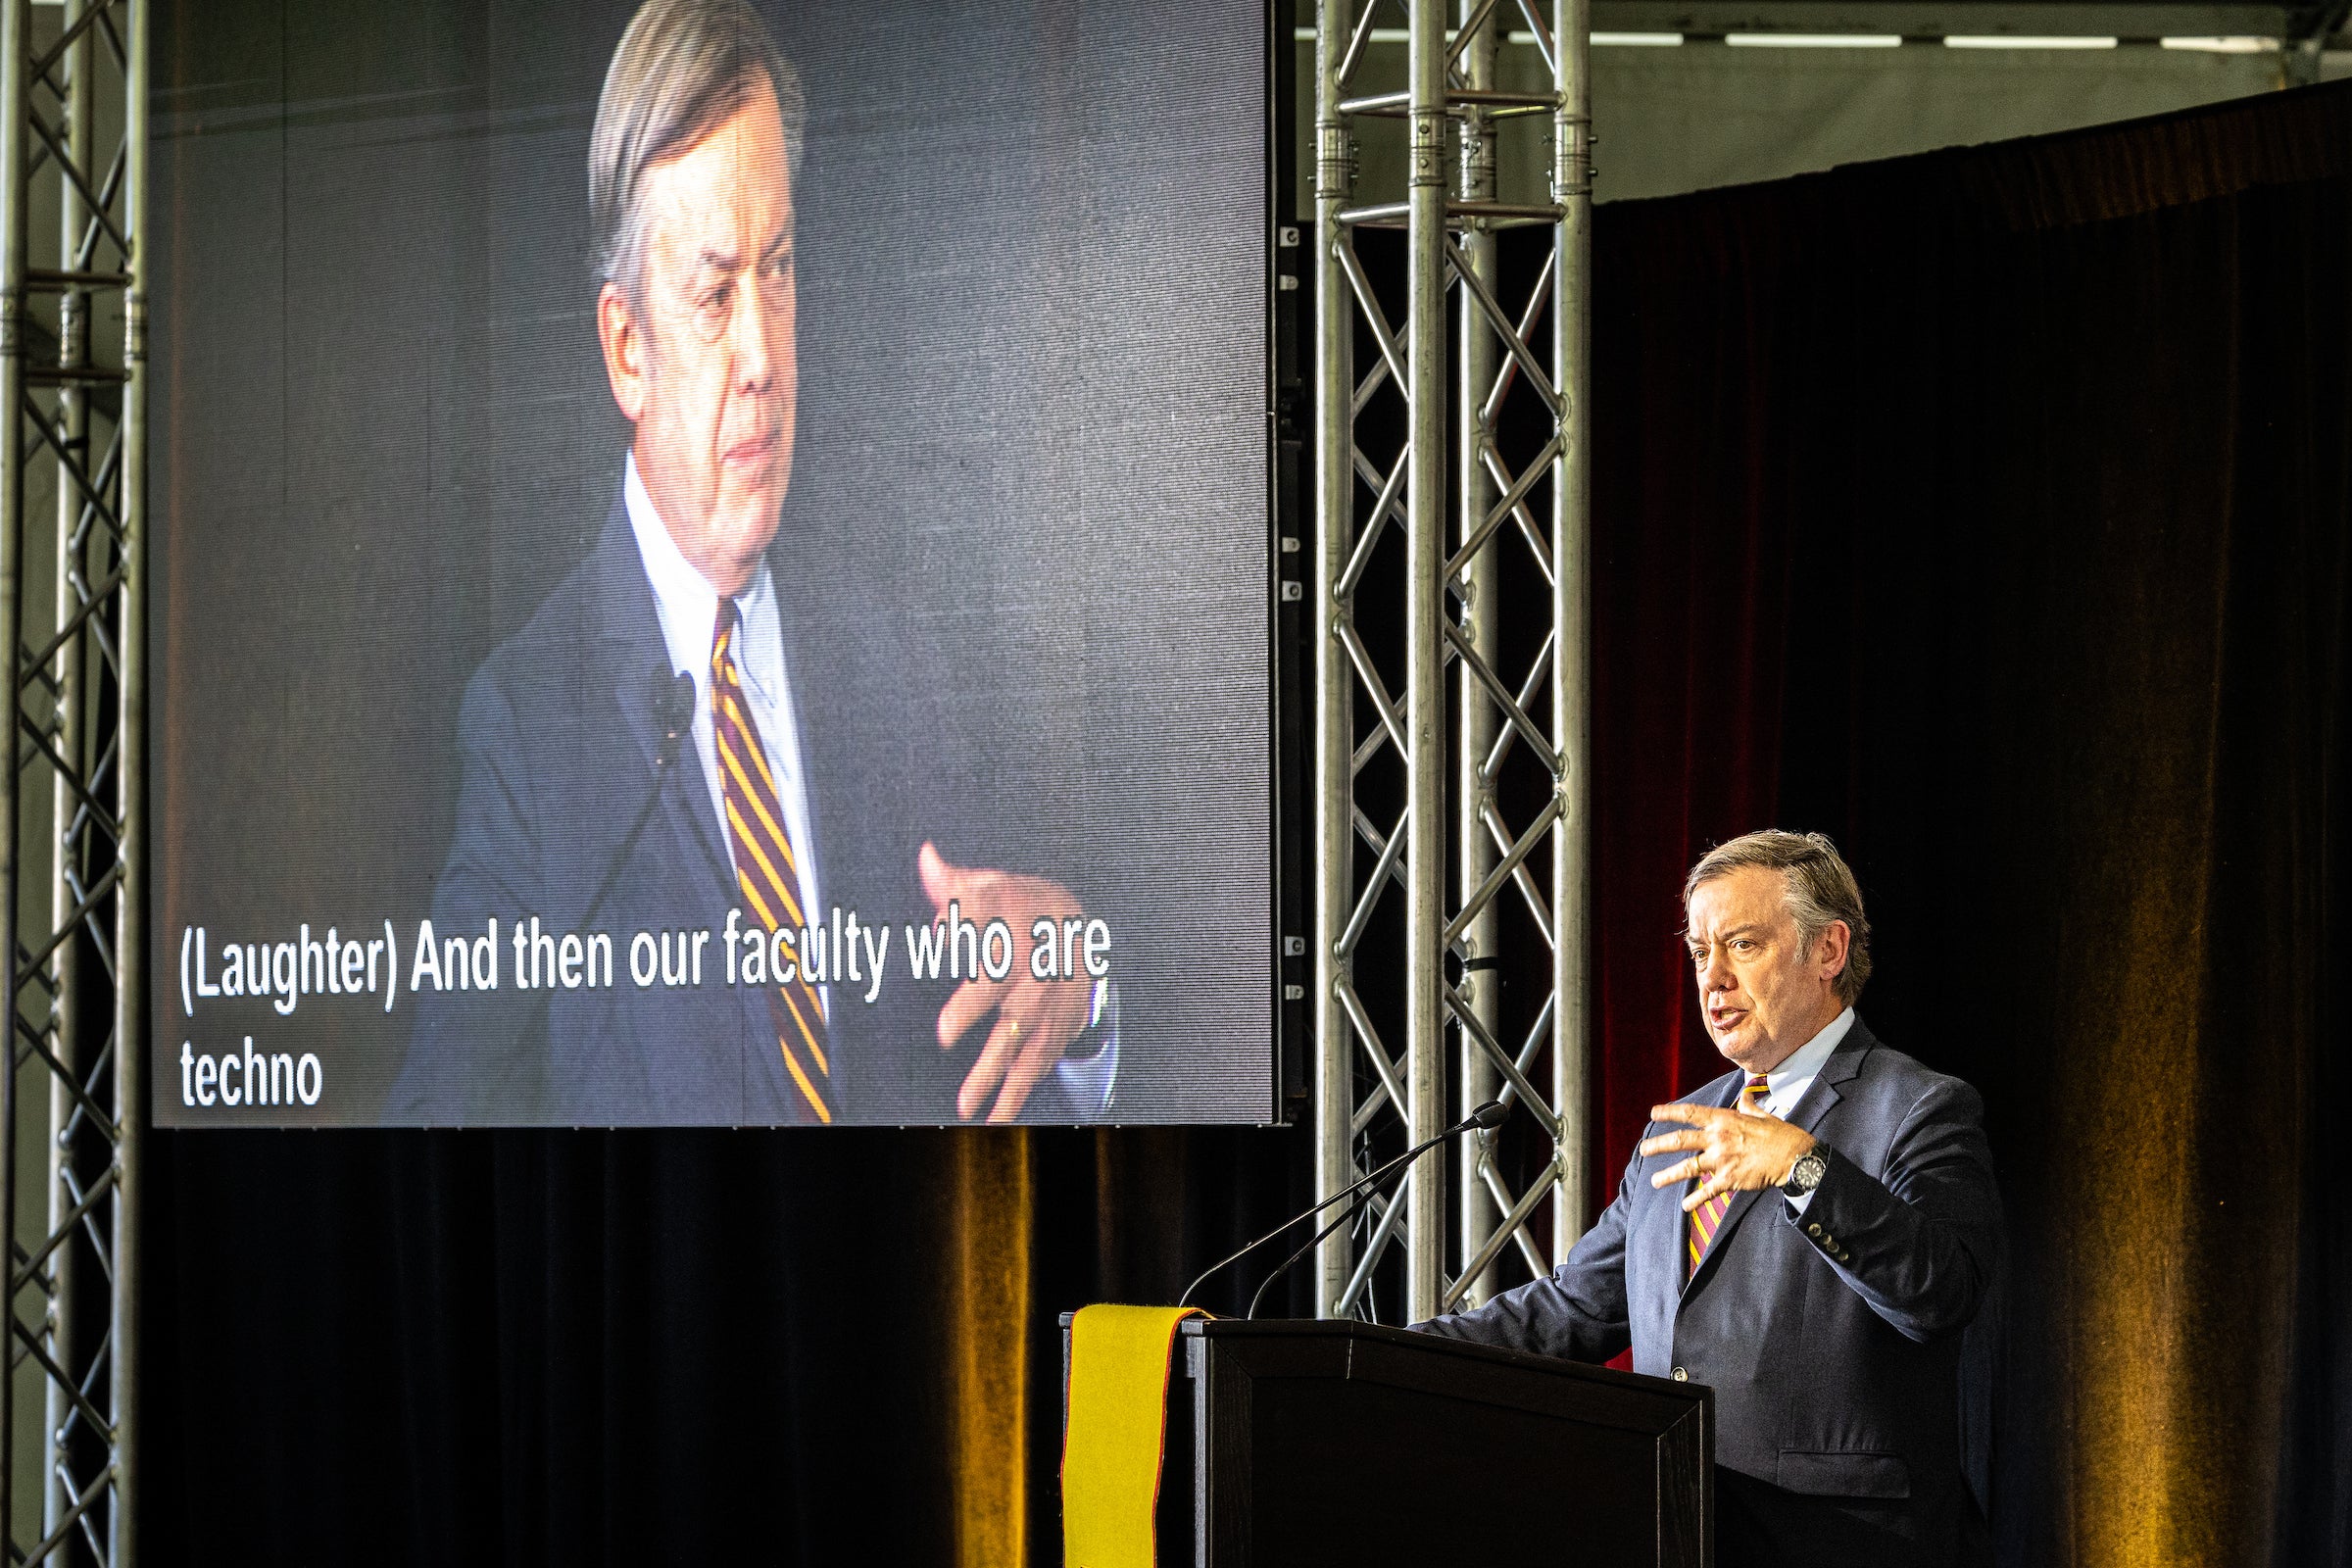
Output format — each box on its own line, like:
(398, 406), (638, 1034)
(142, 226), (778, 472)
(1782, 1142), (1830, 1198)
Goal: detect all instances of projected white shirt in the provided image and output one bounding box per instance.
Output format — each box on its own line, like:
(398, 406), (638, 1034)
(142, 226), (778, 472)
(624, 455), (824, 941)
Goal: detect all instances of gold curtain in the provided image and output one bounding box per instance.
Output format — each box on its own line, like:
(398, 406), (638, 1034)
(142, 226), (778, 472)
(948, 1129), (1035, 1568)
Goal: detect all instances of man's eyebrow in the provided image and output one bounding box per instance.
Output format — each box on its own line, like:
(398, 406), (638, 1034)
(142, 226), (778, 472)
(759, 229), (794, 264)
(1688, 924), (1763, 944)
(695, 246), (744, 274)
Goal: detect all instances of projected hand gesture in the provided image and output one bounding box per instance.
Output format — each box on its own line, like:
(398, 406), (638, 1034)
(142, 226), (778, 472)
(919, 842), (1096, 1122)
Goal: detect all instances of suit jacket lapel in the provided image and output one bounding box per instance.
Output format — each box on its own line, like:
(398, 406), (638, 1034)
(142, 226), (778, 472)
(1786, 1015), (1871, 1138)
(1637, 1104), (1694, 1305)
(590, 499), (735, 898)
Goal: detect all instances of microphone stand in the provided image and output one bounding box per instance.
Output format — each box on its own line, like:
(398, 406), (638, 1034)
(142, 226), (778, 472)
(508, 666), (697, 1050)
(1245, 1182), (1378, 1321)
(574, 667), (699, 935)
(1175, 1100), (1509, 1313)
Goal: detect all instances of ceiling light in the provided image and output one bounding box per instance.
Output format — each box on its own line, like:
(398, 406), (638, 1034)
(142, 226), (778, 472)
(1944, 34), (2119, 48)
(1726, 32), (1904, 47)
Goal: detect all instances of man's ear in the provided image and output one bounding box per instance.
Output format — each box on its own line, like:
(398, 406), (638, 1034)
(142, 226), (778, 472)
(596, 280), (646, 424)
(1815, 919), (1851, 984)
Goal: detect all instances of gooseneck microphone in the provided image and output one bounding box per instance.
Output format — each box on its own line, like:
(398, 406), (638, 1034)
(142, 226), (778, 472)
(1175, 1099), (1510, 1315)
(573, 665), (700, 936)
(502, 666), (696, 1056)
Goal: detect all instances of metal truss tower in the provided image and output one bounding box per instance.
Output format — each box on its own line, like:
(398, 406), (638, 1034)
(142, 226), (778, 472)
(1, 0), (147, 1562)
(1311, 0), (1591, 1322)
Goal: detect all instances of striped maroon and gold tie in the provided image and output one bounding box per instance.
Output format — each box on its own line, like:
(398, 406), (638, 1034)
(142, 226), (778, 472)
(1686, 1073), (1769, 1280)
(710, 600), (833, 1124)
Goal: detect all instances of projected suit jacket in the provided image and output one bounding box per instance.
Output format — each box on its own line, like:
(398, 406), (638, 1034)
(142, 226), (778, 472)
(1415, 1018), (2003, 1556)
(387, 496), (1090, 1125)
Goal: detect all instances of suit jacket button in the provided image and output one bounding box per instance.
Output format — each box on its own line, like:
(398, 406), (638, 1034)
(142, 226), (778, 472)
(1822, 1234), (1836, 1249)
(1806, 1223), (1822, 1237)
(1672, 1366), (1688, 1382)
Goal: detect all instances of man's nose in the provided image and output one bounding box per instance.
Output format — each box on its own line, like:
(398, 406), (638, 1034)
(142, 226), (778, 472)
(1699, 949), (1734, 995)
(731, 276), (776, 393)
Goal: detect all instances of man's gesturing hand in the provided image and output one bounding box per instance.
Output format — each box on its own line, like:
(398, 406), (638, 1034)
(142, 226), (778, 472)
(919, 842), (1094, 1124)
(1641, 1102), (1818, 1212)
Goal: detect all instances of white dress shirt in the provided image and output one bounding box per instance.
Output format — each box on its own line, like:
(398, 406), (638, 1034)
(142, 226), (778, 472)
(625, 457), (823, 935)
(622, 457), (1115, 1113)
(1751, 1004), (1853, 1216)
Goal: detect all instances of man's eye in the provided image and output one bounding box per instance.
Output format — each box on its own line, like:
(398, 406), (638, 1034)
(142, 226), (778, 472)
(761, 253), (793, 281)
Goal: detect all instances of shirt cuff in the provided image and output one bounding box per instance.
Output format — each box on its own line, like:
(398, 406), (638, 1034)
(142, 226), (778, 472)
(1050, 977), (1120, 1116)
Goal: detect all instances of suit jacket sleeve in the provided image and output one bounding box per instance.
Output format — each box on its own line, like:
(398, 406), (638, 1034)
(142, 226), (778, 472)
(1788, 1076), (2003, 1343)
(1408, 1144), (1640, 1363)
(387, 665), (548, 1119)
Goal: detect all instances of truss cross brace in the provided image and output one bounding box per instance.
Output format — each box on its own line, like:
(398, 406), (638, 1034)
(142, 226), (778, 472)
(2, 1), (148, 1563)
(1311, 0), (1592, 1327)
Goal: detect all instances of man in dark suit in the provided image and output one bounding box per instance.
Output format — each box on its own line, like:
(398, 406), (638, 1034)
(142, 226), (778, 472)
(389, 0), (1114, 1125)
(1415, 831), (2002, 1567)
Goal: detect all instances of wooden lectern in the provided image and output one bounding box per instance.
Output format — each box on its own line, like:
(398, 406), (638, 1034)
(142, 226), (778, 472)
(1062, 1315), (1713, 1567)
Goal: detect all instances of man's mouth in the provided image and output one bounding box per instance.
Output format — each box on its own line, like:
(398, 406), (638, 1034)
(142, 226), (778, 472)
(722, 429), (777, 468)
(1708, 1005), (1747, 1033)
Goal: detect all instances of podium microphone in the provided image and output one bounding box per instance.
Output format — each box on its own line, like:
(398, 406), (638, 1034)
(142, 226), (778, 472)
(501, 666), (696, 1056)
(1175, 1099), (1510, 1314)
(574, 665), (699, 933)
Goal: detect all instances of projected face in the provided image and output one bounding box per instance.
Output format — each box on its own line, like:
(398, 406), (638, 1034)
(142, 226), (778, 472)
(1684, 864), (1849, 1073)
(597, 79), (799, 597)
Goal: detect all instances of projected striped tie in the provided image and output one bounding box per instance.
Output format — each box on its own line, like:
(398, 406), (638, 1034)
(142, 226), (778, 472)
(1687, 1074), (1770, 1280)
(710, 600), (832, 1124)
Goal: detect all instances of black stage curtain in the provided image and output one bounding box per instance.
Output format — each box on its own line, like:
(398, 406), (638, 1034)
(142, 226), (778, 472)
(1582, 80), (2352, 1566)
(147, 83), (2352, 1567)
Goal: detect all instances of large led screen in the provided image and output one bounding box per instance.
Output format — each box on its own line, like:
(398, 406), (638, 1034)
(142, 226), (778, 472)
(154, 0), (1278, 1126)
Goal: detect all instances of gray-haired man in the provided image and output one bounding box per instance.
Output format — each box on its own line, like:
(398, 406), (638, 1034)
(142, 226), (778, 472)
(1415, 830), (2002, 1568)
(392, 0), (1115, 1125)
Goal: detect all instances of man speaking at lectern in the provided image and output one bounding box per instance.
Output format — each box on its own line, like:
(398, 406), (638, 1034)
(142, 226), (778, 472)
(391, 0), (1115, 1126)
(1415, 832), (2002, 1567)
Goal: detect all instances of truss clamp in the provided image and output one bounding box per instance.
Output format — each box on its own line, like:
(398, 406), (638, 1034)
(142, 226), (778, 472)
(1551, 110), (1593, 201)
(1409, 107), (1448, 189)
(1314, 118), (1356, 202)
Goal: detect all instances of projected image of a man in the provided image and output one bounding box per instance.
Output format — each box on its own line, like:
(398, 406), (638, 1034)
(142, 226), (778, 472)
(600, 63), (800, 605)
(390, 0), (1115, 1125)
